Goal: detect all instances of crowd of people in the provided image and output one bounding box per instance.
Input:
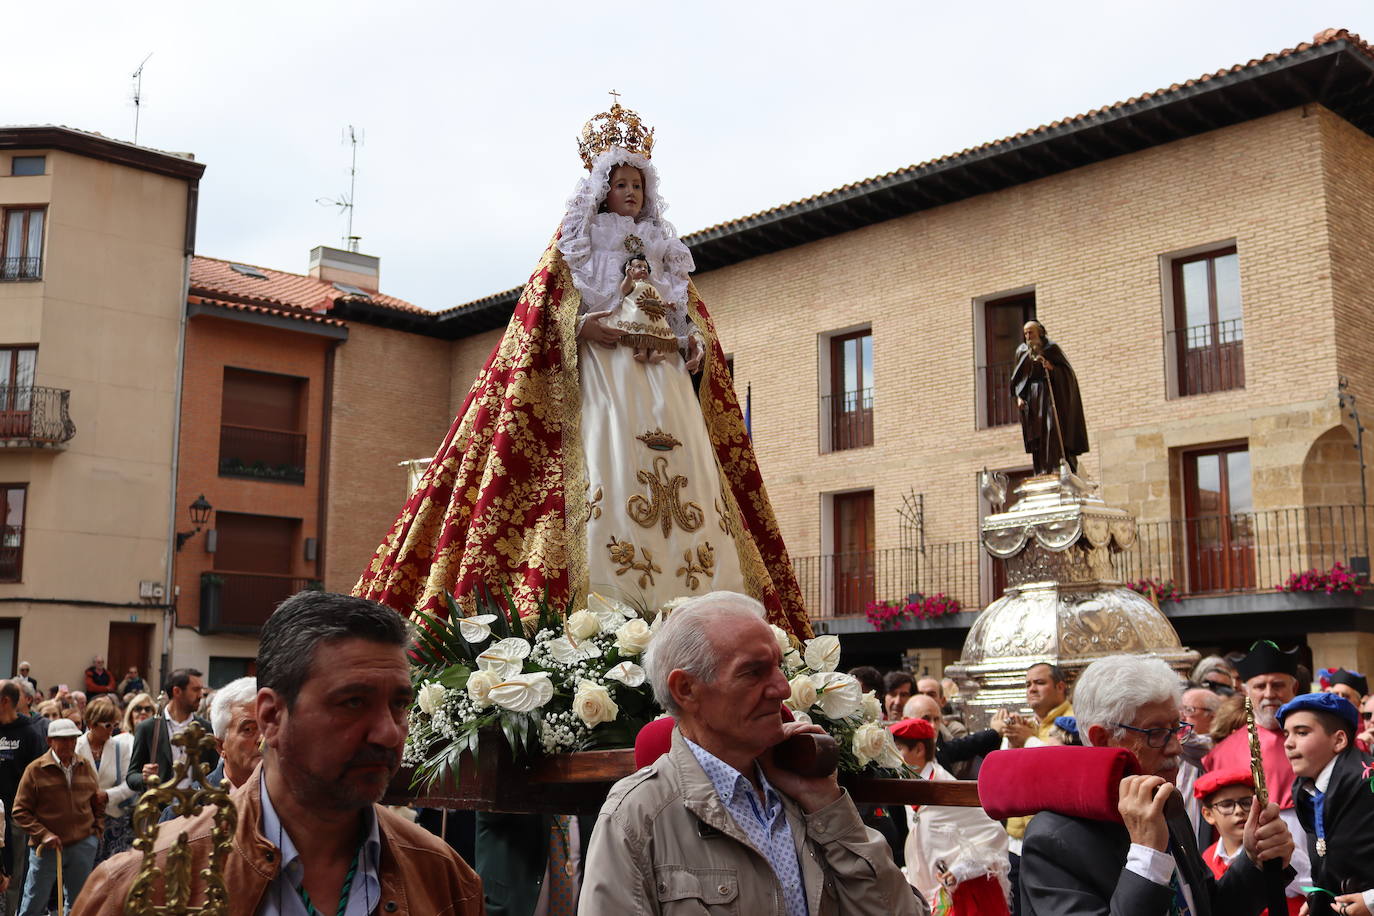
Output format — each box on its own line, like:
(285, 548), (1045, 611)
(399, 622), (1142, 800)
(0, 593), (1363, 914)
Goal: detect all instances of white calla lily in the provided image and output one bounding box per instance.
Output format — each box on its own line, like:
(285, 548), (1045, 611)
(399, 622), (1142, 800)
(586, 593), (634, 631)
(476, 637), (532, 679)
(548, 635), (602, 666)
(605, 661), (646, 687)
(457, 614), (498, 643)
(810, 671), (863, 719)
(803, 635), (842, 673)
(489, 672), (554, 712)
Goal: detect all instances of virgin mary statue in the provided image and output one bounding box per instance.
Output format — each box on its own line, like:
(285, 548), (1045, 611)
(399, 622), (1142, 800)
(354, 101), (810, 637)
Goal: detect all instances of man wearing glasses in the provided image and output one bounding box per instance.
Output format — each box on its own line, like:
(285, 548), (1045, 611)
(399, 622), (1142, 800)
(1359, 696), (1374, 753)
(1020, 654), (1295, 915)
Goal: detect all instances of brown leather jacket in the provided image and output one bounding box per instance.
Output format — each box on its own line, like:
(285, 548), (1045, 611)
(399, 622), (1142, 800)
(12, 750), (103, 848)
(72, 768), (483, 916)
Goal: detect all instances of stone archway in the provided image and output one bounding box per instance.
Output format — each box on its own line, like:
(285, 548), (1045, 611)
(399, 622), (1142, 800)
(1299, 425), (1368, 577)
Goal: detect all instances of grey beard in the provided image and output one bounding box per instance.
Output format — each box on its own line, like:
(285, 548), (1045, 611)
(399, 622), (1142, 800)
(1255, 704), (1280, 731)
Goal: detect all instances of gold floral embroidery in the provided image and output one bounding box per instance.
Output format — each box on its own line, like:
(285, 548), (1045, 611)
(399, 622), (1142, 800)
(607, 536), (661, 589)
(623, 234), (643, 254)
(587, 484), (604, 520)
(634, 286), (667, 321)
(714, 497), (728, 534)
(677, 542), (716, 590)
(627, 455), (705, 536)
(637, 429), (682, 451)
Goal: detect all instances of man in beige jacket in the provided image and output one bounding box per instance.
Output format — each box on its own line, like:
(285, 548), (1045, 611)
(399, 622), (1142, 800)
(580, 591), (926, 915)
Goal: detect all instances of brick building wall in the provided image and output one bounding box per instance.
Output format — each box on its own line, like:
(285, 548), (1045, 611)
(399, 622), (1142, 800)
(326, 322), (454, 593)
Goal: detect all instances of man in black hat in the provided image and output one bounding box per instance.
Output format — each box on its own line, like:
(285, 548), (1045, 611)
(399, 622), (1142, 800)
(1321, 668), (1368, 708)
(1203, 640), (1313, 900)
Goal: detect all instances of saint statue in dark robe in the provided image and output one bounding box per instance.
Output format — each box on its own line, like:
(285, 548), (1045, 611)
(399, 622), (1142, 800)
(1011, 320), (1089, 474)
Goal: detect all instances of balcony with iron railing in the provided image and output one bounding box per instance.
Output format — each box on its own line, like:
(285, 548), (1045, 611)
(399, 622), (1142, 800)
(219, 425), (307, 484)
(1170, 318), (1245, 396)
(0, 386), (76, 448)
(200, 572), (320, 634)
(819, 388), (873, 452)
(794, 504), (1374, 623)
(0, 257), (41, 281)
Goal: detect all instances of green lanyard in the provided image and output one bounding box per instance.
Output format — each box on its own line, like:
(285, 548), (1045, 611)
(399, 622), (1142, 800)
(297, 845), (362, 916)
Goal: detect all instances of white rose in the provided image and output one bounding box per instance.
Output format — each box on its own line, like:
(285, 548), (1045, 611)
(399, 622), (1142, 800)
(466, 670), (501, 709)
(811, 671), (863, 719)
(783, 648), (804, 671)
(790, 710), (813, 726)
(852, 722), (890, 767)
(548, 635), (601, 666)
(457, 614), (498, 644)
(769, 624), (793, 657)
(614, 618), (653, 656)
(803, 635), (842, 673)
(861, 690), (883, 723)
(476, 637), (531, 679)
(587, 593), (633, 631)
(605, 661), (646, 687)
(572, 679), (620, 727)
(416, 681), (447, 716)
(565, 610), (601, 641)
(786, 674), (818, 711)
(489, 672), (554, 712)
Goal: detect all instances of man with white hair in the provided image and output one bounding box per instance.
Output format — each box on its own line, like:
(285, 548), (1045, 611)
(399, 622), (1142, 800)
(1020, 653), (1296, 915)
(156, 676), (258, 818)
(580, 591), (924, 915)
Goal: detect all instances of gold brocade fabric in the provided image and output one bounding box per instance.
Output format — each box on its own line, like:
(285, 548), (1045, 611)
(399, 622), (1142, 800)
(354, 234), (810, 637)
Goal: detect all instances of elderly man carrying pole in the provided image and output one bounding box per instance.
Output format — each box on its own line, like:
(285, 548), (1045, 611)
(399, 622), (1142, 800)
(1019, 654), (1296, 915)
(11, 717), (103, 915)
(580, 590), (925, 915)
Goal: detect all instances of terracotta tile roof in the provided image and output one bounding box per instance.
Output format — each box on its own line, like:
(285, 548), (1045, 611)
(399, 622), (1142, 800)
(190, 255), (428, 316)
(681, 27), (1372, 245)
(188, 294), (347, 328)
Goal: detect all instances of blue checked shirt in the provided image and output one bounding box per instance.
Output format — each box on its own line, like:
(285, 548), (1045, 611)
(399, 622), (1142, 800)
(685, 738), (809, 916)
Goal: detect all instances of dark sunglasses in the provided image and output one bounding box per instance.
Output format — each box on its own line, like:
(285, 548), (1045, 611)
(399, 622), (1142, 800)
(1362, 711), (1373, 721)
(133, 705), (154, 713)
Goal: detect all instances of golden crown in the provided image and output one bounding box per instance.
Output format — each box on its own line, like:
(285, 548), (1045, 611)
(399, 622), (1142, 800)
(578, 100), (655, 170)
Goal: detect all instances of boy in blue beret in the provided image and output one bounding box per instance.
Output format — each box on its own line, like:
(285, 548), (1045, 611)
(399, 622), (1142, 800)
(1277, 692), (1374, 915)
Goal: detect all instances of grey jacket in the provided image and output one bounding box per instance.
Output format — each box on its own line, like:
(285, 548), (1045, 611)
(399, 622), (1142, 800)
(579, 729), (926, 915)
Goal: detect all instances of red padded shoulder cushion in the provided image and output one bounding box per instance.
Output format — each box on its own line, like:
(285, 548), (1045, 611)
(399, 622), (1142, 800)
(977, 746), (1141, 823)
(633, 706), (796, 769)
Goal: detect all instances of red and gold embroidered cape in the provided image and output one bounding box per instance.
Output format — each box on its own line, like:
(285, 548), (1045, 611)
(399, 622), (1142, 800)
(353, 236), (811, 638)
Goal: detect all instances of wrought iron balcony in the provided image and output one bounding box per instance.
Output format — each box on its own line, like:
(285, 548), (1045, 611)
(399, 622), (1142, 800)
(200, 572), (321, 634)
(0, 386), (76, 448)
(1170, 318), (1245, 396)
(0, 257), (41, 281)
(219, 425), (307, 484)
(820, 388), (873, 452)
(792, 543), (983, 619)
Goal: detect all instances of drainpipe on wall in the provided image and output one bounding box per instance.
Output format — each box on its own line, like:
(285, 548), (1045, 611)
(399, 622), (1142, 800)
(162, 184), (200, 686)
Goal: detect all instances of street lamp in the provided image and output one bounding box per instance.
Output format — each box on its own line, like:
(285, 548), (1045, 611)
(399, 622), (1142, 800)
(176, 494), (213, 551)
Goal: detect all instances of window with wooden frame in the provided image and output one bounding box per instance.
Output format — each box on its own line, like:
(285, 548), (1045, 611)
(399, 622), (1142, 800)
(825, 330), (873, 451)
(0, 348), (37, 439)
(1171, 247), (1244, 396)
(831, 490), (875, 616)
(219, 368), (309, 484)
(977, 292), (1035, 428)
(1, 208), (45, 280)
(0, 485), (28, 582)
(1181, 445), (1254, 593)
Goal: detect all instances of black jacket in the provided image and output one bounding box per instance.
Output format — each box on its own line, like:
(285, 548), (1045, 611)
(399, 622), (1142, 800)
(1021, 806), (1287, 916)
(475, 812), (595, 916)
(1292, 747), (1374, 898)
(125, 712), (218, 793)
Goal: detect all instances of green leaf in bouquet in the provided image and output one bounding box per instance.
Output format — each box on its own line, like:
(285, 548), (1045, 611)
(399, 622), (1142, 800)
(474, 585), (511, 640)
(410, 604), (472, 675)
(438, 665), (473, 691)
(497, 581), (523, 637)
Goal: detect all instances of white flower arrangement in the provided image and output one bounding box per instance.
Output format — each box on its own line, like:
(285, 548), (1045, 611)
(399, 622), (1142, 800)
(406, 591), (907, 786)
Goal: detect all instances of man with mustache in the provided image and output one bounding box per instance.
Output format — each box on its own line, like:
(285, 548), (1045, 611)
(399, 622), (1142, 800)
(1203, 640), (1313, 903)
(1021, 654), (1295, 915)
(74, 592), (483, 915)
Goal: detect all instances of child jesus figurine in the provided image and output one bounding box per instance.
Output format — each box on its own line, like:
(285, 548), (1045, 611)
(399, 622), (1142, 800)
(611, 254), (678, 364)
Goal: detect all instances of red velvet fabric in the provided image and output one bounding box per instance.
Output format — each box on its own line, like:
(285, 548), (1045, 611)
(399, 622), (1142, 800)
(950, 874), (1010, 916)
(977, 746), (1140, 822)
(633, 707), (795, 768)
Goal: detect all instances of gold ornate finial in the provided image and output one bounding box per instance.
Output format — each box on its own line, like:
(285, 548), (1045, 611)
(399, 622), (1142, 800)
(124, 722), (237, 915)
(1244, 696), (1269, 809)
(577, 97), (655, 170)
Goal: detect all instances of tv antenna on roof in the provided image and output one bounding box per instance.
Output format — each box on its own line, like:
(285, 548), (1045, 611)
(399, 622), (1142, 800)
(316, 126), (364, 252)
(131, 52), (153, 145)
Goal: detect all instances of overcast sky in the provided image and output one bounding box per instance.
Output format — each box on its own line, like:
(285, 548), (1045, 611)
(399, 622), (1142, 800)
(12, 1), (1370, 310)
